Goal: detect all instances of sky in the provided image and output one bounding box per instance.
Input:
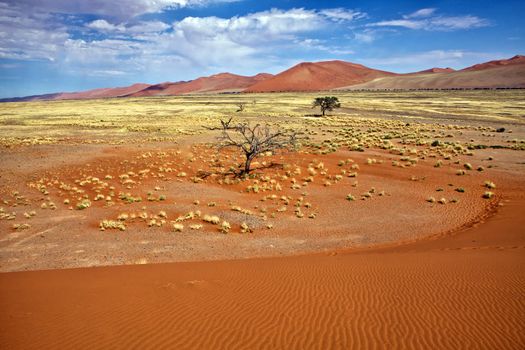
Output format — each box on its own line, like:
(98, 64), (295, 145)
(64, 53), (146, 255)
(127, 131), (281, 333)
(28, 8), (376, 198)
(0, 0), (524, 98)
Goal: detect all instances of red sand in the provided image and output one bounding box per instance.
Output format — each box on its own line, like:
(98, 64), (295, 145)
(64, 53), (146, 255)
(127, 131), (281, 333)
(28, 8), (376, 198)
(56, 83), (152, 100)
(461, 54), (525, 71)
(343, 63), (525, 90)
(245, 60), (395, 92)
(129, 72), (273, 96)
(0, 194), (523, 349)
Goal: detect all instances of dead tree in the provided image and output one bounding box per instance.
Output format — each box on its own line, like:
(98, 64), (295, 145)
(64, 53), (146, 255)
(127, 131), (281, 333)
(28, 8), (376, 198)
(236, 102), (246, 112)
(208, 118), (298, 175)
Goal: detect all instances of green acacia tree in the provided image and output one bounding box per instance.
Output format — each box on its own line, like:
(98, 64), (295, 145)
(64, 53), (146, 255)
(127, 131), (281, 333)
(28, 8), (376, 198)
(312, 96), (341, 116)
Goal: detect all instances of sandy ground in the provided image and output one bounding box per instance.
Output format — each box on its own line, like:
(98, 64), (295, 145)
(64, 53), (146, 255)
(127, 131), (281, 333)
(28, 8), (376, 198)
(0, 191), (523, 349)
(0, 140), (518, 271)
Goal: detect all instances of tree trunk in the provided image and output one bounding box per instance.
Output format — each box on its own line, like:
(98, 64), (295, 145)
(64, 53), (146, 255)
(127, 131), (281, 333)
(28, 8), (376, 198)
(243, 155), (254, 174)
(322, 107), (326, 116)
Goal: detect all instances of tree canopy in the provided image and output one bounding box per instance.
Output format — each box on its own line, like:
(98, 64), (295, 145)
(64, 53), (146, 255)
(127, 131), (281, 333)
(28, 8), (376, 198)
(312, 96), (341, 116)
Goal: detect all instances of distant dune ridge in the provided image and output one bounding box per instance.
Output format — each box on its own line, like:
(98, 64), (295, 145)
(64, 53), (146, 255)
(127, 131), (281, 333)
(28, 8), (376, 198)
(2, 55), (524, 101)
(409, 67), (456, 74)
(341, 55), (525, 90)
(128, 72), (273, 97)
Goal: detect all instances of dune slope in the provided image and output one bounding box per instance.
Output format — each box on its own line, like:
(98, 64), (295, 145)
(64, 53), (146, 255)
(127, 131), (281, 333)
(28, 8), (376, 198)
(340, 64), (525, 90)
(56, 83), (152, 100)
(461, 54), (525, 71)
(245, 60), (396, 92)
(129, 73), (273, 96)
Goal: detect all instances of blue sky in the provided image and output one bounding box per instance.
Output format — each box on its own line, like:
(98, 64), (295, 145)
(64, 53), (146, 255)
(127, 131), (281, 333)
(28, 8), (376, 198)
(0, 0), (523, 98)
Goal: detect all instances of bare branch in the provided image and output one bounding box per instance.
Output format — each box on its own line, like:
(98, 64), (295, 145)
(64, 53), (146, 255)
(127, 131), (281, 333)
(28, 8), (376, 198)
(208, 118), (299, 175)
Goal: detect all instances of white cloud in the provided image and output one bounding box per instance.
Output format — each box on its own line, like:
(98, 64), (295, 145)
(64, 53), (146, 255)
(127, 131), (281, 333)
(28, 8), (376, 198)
(4, 0), (242, 20)
(369, 9), (489, 31)
(295, 39), (354, 55)
(86, 19), (170, 33)
(429, 16), (488, 30)
(87, 19), (125, 32)
(91, 69), (127, 76)
(172, 8), (328, 44)
(127, 21), (170, 33)
(0, 2), (69, 61)
(404, 8), (436, 19)
(319, 8), (366, 22)
(372, 19), (424, 30)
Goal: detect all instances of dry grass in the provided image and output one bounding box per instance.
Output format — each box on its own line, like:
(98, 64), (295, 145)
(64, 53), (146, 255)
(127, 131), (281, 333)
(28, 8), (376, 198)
(1, 90), (524, 148)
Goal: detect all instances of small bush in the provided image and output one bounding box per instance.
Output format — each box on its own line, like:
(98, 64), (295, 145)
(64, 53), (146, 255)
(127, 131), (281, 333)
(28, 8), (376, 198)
(76, 199), (91, 210)
(484, 181), (496, 189)
(203, 215), (221, 224)
(482, 191), (494, 199)
(220, 221), (231, 233)
(99, 220), (126, 231)
(173, 223), (184, 232)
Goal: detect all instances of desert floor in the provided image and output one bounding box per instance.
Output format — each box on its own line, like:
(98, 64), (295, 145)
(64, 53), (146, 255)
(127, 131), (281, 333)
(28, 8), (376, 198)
(0, 91), (524, 349)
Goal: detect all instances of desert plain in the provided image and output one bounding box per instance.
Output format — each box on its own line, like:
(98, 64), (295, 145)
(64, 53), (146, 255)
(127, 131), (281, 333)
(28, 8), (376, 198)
(0, 90), (524, 349)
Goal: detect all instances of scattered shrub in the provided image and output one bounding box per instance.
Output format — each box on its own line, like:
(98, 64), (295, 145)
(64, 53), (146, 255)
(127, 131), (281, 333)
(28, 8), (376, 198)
(220, 221), (231, 233)
(99, 220), (126, 231)
(482, 191), (494, 199)
(76, 199), (91, 210)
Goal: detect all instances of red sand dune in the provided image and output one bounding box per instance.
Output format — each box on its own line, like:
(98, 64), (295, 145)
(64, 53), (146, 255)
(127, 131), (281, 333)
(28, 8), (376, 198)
(461, 54), (525, 71)
(409, 67), (456, 74)
(129, 73), (273, 97)
(55, 83), (152, 100)
(2, 83), (152, 102)
(245, 60), (396, 92)
(340, 63), (525, 90)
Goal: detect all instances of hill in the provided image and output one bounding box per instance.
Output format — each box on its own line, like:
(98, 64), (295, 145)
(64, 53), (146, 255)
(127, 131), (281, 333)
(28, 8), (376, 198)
(128, 73), (272, 97)
(245, 60), (395, 92)
(339, 58), (525, 90)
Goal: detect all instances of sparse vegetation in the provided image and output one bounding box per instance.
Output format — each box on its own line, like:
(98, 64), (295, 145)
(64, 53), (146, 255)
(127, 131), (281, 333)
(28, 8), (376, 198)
(482, 191), (494, 199)
(220, 221), (231, 234)
(99, 220), (126, 231)
(173, 223), (184, 232)
(484, 181), (496, 189)
(76, 199), (91, 210)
